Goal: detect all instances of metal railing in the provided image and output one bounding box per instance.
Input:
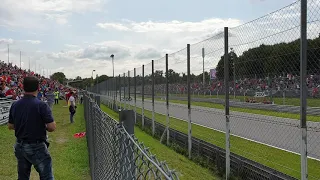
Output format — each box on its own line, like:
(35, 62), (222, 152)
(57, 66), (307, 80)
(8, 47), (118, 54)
(83, 93), (179, 180)
(0, 99), (15, 125)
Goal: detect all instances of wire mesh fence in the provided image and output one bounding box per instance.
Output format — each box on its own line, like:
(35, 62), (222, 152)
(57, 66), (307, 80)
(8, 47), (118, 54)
(84, 93), (179, 180)
(85, 0), (320, 179)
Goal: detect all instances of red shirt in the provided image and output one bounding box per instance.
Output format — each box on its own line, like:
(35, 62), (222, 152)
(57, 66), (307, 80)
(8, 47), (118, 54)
(5, 89), (14, 96)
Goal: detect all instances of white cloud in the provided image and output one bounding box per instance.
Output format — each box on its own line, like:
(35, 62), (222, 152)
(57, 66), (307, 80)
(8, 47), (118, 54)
(97, 18), (242, 33)
(45, 13), (69, 25)
(65, 44), (79, 48)
(96, 23), (131, 31)
(25, 40), (42, 44)
(0, 38), (14, 44)
(134, 48), (162, 60)
(0, 0), (107, 29)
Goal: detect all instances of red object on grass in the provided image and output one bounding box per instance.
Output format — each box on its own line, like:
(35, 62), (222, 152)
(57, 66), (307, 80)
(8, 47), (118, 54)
(74, 132), (86, 138)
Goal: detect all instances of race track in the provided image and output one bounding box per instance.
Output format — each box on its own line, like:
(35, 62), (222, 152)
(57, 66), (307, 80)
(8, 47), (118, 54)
(102, 94), (320, 160)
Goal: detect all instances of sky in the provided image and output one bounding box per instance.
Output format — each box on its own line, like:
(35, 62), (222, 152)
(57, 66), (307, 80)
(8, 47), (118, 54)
(0, 0), (309, 78)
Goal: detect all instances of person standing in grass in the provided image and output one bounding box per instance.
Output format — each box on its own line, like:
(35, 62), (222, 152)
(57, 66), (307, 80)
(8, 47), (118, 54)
(8, 76), (56, 180)
(54, 89), (59, 104)
(68, 91), (76, 123)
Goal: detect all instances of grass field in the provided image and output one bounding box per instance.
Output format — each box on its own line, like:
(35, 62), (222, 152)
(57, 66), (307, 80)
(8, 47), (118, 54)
(0, 104), (90, 180)
(149, 98), (320, 122)
(115, 102), (320, 180)
(100, 105), (220, 180)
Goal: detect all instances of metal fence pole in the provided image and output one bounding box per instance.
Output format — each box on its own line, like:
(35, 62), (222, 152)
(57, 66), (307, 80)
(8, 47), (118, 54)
(166, 54), (170, 145)
(152, 60), (155, 136)
(119, 74), (122, 110)
(123, 73), (126, 110)
(114, 77), (117, 110)
(128, 70), (131, 110)
(300, 0), (308, 179)
(202, 47), (205, 86)
(142, 64), (145, 128)
(119, 110), (135, 180)
(134, 68), (137, 123)
(89, 100), (95, 180)
(224, 27), (231, 180)
(187, 44), (192, 159)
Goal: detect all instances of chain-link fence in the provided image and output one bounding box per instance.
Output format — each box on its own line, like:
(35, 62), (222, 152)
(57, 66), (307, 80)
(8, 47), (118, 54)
(84, 93), (179, 180)
(84, 0), (320, 179)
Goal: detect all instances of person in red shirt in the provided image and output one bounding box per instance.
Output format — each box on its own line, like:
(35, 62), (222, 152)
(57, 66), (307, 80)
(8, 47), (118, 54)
(66, 90), (72, 104)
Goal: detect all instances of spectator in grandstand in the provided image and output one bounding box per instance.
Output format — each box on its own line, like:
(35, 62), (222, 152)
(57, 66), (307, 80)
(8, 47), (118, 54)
(8, 76), (56, 180)
(68, 91), (76, 123)
(37, 89), (43, 100)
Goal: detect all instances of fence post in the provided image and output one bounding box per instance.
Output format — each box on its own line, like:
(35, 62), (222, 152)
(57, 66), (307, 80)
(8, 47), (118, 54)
(119, 74), (122, 110)
(89, 100), (95, 180)
(95, 95), (100, 108)
(224, 26), (231, 180)
(120, 110), (135, 135)
(166, 54), (170, 145)
(128, 70), (131, 110)
(152, 60), (155, 136)
(123, 73), (126, 110)
(134, 68), (137, 123)
(142, 64), (145, 128)
(114, 77), (117, 111)
(187, 44), (192, 159)
(300, 0), (308, 179)
(119, 109), (135, 180)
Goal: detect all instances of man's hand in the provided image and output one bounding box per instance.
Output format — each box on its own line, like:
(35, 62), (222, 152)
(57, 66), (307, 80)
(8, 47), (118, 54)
(46, 122), (56, 132)
(8, 123), (14, 130)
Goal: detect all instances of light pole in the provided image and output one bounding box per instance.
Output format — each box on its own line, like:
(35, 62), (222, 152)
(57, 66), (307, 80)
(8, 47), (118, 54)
(91, 70), (96, 86)
(110, 54), (114, 77)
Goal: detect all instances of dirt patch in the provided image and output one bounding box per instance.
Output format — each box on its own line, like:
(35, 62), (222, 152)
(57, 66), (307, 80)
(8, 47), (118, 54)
(55, 137), (68, 144)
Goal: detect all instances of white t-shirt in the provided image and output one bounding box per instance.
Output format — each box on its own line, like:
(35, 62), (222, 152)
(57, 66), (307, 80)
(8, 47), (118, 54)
(69, 96), (75, 106)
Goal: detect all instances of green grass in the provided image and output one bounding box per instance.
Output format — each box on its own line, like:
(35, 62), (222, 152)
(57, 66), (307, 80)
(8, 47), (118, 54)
(0, 104), (90, 180)
(156, 93), (320, 107)
(151, 98), (320, 122)
(100, 105), (220, 180)
(118, 103), (320, 180)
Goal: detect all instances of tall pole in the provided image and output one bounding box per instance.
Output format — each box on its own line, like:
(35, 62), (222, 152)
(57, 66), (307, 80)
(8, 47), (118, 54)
(29, 57), (30, 71)
(165, 54), (169, 145)
(152, 60), (155, 136)
(224, 27), (230, 180)
(111, 54), (115, 78)
(142, 65), (145, 128)
(300, 0), (308, 179)
(187, 44), (192, 159)
(202, 48), (205, 85)
(112, 57), (114, 77)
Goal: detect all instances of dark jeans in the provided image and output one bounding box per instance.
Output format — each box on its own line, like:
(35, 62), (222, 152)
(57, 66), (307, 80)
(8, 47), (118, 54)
(70, 112), (75, 123)
(54, 99), (58, 104)
(14, 141), (54, 180)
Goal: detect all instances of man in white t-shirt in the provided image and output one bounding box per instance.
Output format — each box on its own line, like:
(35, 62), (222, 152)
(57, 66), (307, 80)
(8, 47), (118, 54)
(68, 92), (76, 123)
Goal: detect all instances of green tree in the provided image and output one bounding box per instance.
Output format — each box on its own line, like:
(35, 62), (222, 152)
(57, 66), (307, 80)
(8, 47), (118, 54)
(51, 72), (66, 84)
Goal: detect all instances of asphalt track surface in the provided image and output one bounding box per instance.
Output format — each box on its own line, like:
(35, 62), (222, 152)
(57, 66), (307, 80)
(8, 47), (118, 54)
(102, 94), (320, 160)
